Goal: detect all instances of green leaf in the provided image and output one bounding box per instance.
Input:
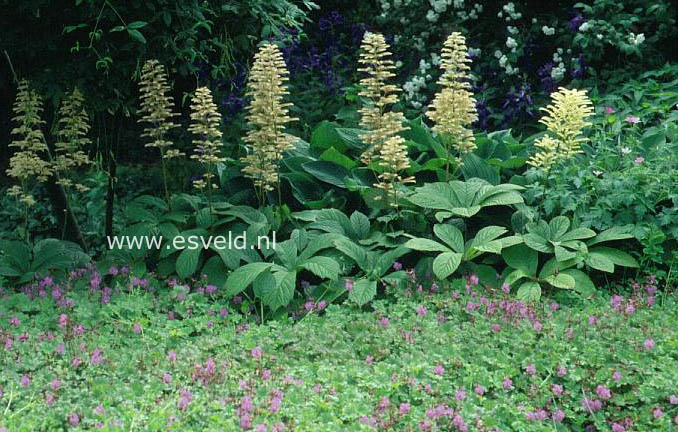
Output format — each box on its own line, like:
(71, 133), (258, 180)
(224, 262), (273, 297)
(334, 238), (368, 269)
(319, 147), (357, 169)
(461, 153), (500, 185)
(302, 161), (349, 188)
(433, 224), (464, 252)
(587, 226), (634, 246)
(350, 211), (370, 239)
(127, 29), (147, 44)
(403, 238), (450, 252)
(505, 268), (528, 286)
(587, 252), (616, 273)
(468, 226), (508, 254)
(554, 245), (577, 262)
(266, 270), (297, 310)
(349, 278), (377, 306)
(311, 121), (345, 151)
(432, 252), (463, 280)
(127, 21), (148, 29)
(549, 216), (571, 239)
(561, 269), (596, 296)
(516, 281), (541, 302)
(560, 227), (596, 242)
(523, 233), (552, 253)
(300, 256), (340, 280)
(543, 273), (576, 289)
(175, 247), (201, 279)
(502, 244), (538, 276)
(589, 247), (639, 268)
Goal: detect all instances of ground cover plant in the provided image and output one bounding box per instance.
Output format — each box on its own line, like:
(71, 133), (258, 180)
(1, 1), (677, 431)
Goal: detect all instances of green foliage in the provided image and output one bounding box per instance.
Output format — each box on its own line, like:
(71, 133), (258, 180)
(407, 179), (524, 221)
(0, 239), (89, 283)
(405, 224), (521, 280)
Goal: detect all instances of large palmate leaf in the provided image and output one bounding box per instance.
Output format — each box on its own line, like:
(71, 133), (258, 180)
(408, 179), (524, 220)
(405, 223), (518, 280)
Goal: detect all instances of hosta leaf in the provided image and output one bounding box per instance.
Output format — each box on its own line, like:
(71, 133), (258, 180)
(432, 252), (462, 280)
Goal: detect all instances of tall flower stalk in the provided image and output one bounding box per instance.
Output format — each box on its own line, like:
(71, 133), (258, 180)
(242, 42), (296, 207)
(6, 80), (53, 241)
(138, 60), (182, 208)
(527, 87), (593, 212)
(54, 88), (91, 193)
(188, 86), (224, 214)
(527, 87), (594, 169)
(426, 32), (478, 181)
(357, 32), (412, 207)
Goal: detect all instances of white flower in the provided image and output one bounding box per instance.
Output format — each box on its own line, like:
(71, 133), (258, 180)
(596, 34), (603, 40)
(454, 0), (464, 8)
(430, 53), (441, 65)
(468, 47), (481, 57)
(628, 33), (645, 45)
(621, 147), (632, 154)
(395, 61), (403, 68)
(579, 22), (591, 32)
(542, 26), (555, 36)
(499, 55), (508, 67)
(507, 26), (519, 35)
(532, 18), (538, 24)
(426, 10), (439, 22)
(592, 170), (603, 177)
(506, 37), (517, 49)
(494, 50), (503, 58)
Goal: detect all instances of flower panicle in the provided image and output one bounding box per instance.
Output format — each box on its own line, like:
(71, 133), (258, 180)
(528, 87), (593, 168)
(54, 88), (92, 191)
(241, 42), (297, 196)
(427, 32), (478, 162)
(357, 32), (412, 207)
(7, 80), (53, 206)
(188, 86), (224, 190)
(138, 59), (183, 160)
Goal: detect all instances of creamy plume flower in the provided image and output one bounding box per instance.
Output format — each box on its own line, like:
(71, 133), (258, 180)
(358, 32), (407, 165)
(241, 42), (297, 198)
(528, 87), (593, 168)
(188, 87), (224, 190)
(357, 32), (412, 206)
(138, 60), (182, 159)
(426, 32), (478, 161)
(7, 80), (53, 206)
(54, 88), (91, 191)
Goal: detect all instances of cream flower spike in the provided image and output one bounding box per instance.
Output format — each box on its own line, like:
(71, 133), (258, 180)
(426, 32), (478, 169)
(528, 87), (593, 168)
(242, 42), (296, 202)
(7, 80), (52, 206)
